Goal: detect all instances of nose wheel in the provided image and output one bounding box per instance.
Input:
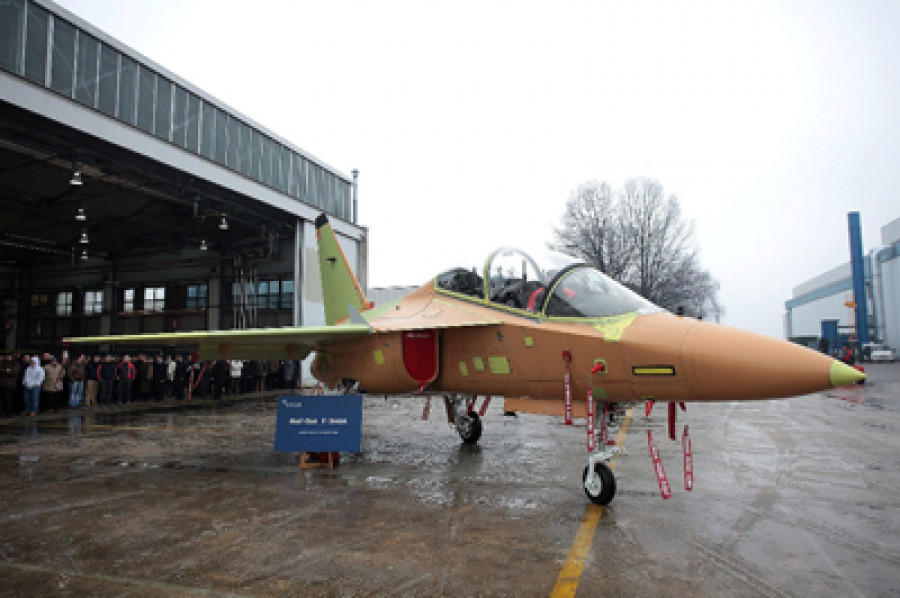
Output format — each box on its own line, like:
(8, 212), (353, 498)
(583, 459), (616, 505)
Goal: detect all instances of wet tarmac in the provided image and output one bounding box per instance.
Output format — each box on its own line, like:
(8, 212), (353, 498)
(1, 365), (899, 597)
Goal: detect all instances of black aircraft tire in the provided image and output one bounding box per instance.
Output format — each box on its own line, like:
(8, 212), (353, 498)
(582, 461), (616, 505)
(458, 411), (483, 444)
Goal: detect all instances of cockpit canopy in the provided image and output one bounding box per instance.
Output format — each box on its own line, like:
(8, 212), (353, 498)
(435, 247), (660, 318)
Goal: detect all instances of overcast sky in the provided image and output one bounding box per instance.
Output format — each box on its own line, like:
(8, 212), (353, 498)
(55, 0), (900, 338)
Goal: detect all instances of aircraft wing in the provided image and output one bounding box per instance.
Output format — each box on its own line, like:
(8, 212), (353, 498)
(64, 324), (372, 361)
(363, 286), (504, 332)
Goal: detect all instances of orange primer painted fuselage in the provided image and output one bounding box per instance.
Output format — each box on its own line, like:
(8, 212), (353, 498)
(312, 281), (841, 403)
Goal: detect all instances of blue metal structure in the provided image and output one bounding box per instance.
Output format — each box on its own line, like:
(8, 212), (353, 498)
(847, 212), (870, 349)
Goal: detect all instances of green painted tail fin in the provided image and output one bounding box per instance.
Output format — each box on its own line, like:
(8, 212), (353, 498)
(315, 214), (372, 326)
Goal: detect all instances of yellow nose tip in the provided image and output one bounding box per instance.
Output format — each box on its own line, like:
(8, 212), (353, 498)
(829, 361), (866, 387)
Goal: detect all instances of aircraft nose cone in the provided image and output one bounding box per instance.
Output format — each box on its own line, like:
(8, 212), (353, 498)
(682, 323), (865, 400)
(829, 360), (866, 387)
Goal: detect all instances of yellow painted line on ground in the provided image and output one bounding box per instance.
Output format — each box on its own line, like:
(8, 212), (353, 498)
(550, 407), (633, 598)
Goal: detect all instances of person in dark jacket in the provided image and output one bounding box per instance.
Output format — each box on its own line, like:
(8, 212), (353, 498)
(98, 355), (117, 406)
(173, 355), (189, 400)
(152, 355), (168, 401)
(84, 355), (100, 407)
(193, 361), (210, 399)
(0, 354), (20, 417)
(212, 359), (229, 400)
(116, 355), (136, 404)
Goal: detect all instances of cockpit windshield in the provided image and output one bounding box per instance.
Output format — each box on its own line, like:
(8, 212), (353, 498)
(544, 266), (659, 318)
(435, 248), (661, 318)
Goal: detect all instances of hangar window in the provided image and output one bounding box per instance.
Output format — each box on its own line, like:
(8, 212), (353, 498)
(144, 287), (164, 312)
(261, 138), (273, 186)
(213, 110), (228, 165)
(56, 291), (73, 317)
(186, 284), (207, 309)
(200, 101), (215, 159)
(280, 280), (294, 309)
(122, 288), (135, 313)
(75, 31), (98, 107)
(30, 293), (49, 309)
(257, 280), (275, 309)
(226, 115), (239, 169)
(136, 64), (155, 133)
(97, 43), (117, 117)
(185, 92), (200, 152)
(278, 145), (291, 193)
(0, 0), (24, 74)
(118, 54), (138, 125)
(154, 76), (172, 140)
(85, 290), (103, 315)
(172, 85), (187, 146)
(251, 129), (263, 180)
(50, 16), (75, 97)
(254, 279), (293, 310)
(237, 122), (252, 176)
(24, 1), (48, 85)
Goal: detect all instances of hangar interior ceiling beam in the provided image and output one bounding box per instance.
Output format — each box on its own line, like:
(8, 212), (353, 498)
(0, 101), (298, 273)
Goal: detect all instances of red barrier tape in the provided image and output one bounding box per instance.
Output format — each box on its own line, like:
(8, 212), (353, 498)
(683, 425), (693, 491)
(586, 390), (595, 452)
(563, 351), (573, 425)
(478, 396), (491, 417)
(648, 430), (672, 500)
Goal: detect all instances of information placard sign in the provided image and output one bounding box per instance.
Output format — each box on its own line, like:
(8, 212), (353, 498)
(274, 395), (363, 453)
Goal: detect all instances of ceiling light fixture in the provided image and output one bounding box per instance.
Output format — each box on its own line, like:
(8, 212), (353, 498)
(79, 228), (89, 244)
(199, 239), (208, 251)
(75, 207), (86, 221)
(70, 161), (83, 186)
(80, 249), (88, 261)
(218, 215), (228, 231)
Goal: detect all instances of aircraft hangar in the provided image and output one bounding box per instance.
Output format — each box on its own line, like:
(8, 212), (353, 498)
(0, 0), (367, 373)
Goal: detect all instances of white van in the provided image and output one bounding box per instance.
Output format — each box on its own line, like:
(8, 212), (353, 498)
(863, 343), (895, 362)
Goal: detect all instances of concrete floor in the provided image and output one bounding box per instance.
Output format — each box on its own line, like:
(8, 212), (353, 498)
(1, 365), (898, 597)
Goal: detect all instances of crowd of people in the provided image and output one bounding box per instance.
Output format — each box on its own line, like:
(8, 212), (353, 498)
(0, 352), (303, 417)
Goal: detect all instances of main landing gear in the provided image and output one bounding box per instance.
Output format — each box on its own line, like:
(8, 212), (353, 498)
(444, 395), (483, 444)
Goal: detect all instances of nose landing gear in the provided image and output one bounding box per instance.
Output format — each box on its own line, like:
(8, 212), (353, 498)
(583, 452), (617, 505)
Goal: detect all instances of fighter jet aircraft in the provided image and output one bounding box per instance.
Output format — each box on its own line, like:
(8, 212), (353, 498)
(65, 213), (865, 505)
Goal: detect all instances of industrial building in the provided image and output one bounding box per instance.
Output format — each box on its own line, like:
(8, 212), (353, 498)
(785, 215), (900, 355)
(0, 0), (367, 379)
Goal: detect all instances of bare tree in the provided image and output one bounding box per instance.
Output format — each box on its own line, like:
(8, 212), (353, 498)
(551, 177), (723, 320)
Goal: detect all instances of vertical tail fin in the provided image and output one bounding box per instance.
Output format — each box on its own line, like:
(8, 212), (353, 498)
(315, 214), (372, 326)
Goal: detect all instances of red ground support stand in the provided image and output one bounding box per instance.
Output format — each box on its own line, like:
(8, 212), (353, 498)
(422, 396), (431, 420)
(648, 430), (672, 500)
(668, 401), (677, 441)
(563, 351), (573, 425)
(683, 425), (694, 492)
(300, 452), (339, 470)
